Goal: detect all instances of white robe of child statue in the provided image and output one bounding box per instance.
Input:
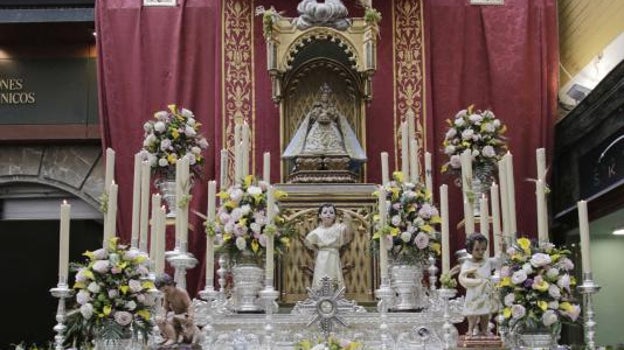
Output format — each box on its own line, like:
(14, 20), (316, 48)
(305, 204), (352, 289)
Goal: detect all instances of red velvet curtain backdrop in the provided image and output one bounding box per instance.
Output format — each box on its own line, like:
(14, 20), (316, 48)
(423, 0), (558, 257)
(96, 0), (222, 294)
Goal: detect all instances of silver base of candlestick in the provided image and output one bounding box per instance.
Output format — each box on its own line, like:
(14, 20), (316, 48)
(50, 281), (73, 350)
(375, 282), (395, 349)
(428, 254), (439, 293)
(167, 249), (198, 291)
(439, 288), (459, 349)
(577, 272), (601, 350)
(259, 286), (280, 349)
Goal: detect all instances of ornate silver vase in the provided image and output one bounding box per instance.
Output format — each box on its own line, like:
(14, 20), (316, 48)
(94, 337), (137, 350)
(232, 263), (264, 312)
(390, 264), (426, 311)
(155, 177), (177, 218)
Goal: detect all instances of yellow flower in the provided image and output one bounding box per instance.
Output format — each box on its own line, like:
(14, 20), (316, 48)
(559, 301), (573, 312)
(498, 276), (512, 287)
(171, 129), (180, 140)
(537, 300), (548, 311)
(251, 239), (259, 253)
(503, 307), (512, 318)
(142, 280), (155, 290)
(430, 242), (441, 255)
(103, 305), (112, 316)
(517, 237), (531, 253)
(167, 153), (178, 164)
(137, 309), (151, 320)
(532, 279), (549, 292)
(120, 285), (129, 294)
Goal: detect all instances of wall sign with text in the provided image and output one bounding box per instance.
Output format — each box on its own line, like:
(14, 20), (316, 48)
(579, 129), (624, 198)
(0, 58), (97, 125)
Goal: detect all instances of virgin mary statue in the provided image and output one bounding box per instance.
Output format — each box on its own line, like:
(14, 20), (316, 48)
(282, 83), (366, 170)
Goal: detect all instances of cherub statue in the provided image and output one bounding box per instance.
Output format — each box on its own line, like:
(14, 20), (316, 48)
(154, 273), (198, 346)
(458, 233), (499, 337)
(304, 203), (354, 289)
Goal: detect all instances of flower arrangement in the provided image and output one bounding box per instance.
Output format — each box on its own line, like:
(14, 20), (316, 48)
(441, 105), (507, 180)
(295, 336), (363, 350)
(215, 175), (291, 264)
(373, 171), (441, 265)
(66, 237), (155, 344)
(140, 104), (209, 179)
(498, 237), (581, 333)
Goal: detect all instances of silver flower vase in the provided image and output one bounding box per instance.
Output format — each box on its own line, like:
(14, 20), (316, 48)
(390, 263), (426, 311)
(512, 324), (559, 350)
(232, 263), (264, 313)
(155, 176), (177, 218)
(472, 164), (495, 217)
(94, 337), (137, 350)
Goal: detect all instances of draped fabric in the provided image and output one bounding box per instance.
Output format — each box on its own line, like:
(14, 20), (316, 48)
(423, 0), (558, 251)
(96, 0), (222, 294)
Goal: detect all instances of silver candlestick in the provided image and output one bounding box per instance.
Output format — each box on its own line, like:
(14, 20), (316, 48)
(49, 279), (73, 350)
(577, 272), (601, 350)
(259, 282), (280, 350)
(375, 278), (394, 350)
(167, 242), (198, 291)
(439, 288), (458, 350)
(148, 286), (164, 347)
(428, 254), (439, 292)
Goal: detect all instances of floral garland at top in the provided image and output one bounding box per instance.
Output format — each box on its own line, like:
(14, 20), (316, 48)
(215, 175), (290, 264)
(140, 104), (209, 179)
(441, 105), (507, 181)
(498, 237), (581, 333)
(373, 171), (441, 265)
(68, 237), (155, 342)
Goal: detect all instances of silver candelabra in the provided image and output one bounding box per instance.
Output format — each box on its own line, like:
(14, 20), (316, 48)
(577, 272), (601, 350)
(49, 278), (73, 350)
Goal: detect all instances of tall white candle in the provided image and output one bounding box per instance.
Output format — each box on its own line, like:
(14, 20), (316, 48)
(242, 122), (250, 178)
(440, 185), (450, 275)
(139, 160), (151, 252)
(577, 200), (592, 274)
(206, 181), (217, 287)
(536, 148), (546, 182)
(490, 182), (502, 257)
(381, 152), (389, 185)
(131, 153), (142, 248)
(461, 149), (475, 236)
(505, 152), (517, 235)
(104, 147), (115, 191)
(480, 194), (490, 257)
(378, 187), (389, 282)
(407, 110), (415, 146)
(234, 124), (242, 184)
(263, 152), (271, 183)
(179, 156), (190, 248)
(59, 200), (71, 283)
(149, 193), (161, 261)
(220, 149), (229, 191)
(401, 122), (409, 177)
(409, 139), (419, 183)
(498, 158), (510, 239)
(267, 185), (275, 222)
(425, 152), (433, 196)
(174, 159), (182, 248)
(536, 179), (549, 243)
(104, 182), (118, 246)
(155, 205), (166, 274)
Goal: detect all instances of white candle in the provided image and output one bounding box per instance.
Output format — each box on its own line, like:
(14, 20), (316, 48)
(104, 181), (118, 246)
(131, 153), (142, 248)
(536, 179), (549, 243)
(490, 182), (502, 257)
(498, 158), (510, 239)
(174, 159), (182, 248)
(242, 122), (250, 178)
(149, 193), (161, 262)
(536, 148), (546, 182)
(505, 152), (517, 235)
(208, 180), (217, 221)
(179, 156), (190, 248)
(425, 152), (433, 196)
(407, 110), (415, 146)
(104, 147), (115, 191)
(59, 200), (71, 283)
(461, 149), (475, 236)
(234, 124), (242, 184)
(263, 152), (271, 183)
(378, 187), (389, 282)
(401, 122), (409, 177)
(381, 152), (389, 185)
(440, 185), (450, 275)
(409, 139), (419, 183)
(220, 148), (230, 191)
(267, 185), (275, 222)
(577, 200), (592, 274)
(480, 194), (490, 257)
(155, 205), (166, 274)
(139, 160), (151, 252)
